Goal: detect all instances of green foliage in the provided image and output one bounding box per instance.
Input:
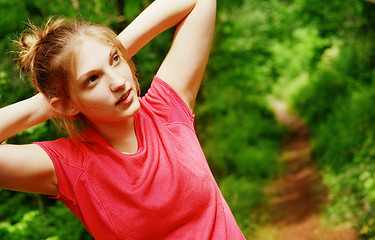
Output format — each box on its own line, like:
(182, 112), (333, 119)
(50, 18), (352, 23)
(43, 201), (93, 240)
(322, 131), (375, 239)
(271, 27), (330, 103)
(311, 87), (375, 169)
(288, 0), (375, 237)
(195, 0), (290, 233)
(196, 0), (286, 180)
(323, 162), (375, 239)
(219, 175), (264, 237)
(0, 196), (92, 240)
(0, 210), (41, 239)
(0, 191), (36, 223)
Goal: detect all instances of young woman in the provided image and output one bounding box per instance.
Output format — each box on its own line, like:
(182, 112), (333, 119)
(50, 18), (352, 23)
(0, 0), (246, 239)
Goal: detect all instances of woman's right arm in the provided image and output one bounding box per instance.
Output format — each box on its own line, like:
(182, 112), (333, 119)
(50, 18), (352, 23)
(0, 93), (51, 143)
(0, 94), (58, 196)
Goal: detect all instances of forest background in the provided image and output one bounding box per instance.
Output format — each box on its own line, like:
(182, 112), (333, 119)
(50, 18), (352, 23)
(0, 0), (374, 239)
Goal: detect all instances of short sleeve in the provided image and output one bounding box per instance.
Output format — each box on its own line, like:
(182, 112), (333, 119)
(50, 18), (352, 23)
(34, 139), (84, 204)
(141, 76), (195, 128)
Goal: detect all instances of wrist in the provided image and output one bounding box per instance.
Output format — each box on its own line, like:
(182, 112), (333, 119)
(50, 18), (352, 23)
(30, 93), (53, 121)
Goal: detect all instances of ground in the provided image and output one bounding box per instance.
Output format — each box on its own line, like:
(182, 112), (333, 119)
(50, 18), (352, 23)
(248, 101), (359, 240)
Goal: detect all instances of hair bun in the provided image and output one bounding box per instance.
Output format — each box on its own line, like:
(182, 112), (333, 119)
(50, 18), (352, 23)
(17, 31), (41, 72)
(17, 18), (65, 72)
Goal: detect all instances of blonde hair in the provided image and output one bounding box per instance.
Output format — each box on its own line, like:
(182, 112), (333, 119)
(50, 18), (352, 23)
(16, 17), (138, 137)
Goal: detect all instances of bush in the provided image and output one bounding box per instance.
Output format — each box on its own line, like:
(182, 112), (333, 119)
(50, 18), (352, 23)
(323, 161), (375, 239)
(290, 1), (375, 236)
(312, 87), (375, 170)
(219, 175), (265, 236)
(0, 192), (92, 240)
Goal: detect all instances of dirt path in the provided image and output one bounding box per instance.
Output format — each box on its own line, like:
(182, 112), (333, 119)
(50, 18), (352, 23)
(252, 101), (358, 240)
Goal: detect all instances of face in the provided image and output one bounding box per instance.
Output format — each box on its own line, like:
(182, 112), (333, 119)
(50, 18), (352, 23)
(70, 37), (140, 125)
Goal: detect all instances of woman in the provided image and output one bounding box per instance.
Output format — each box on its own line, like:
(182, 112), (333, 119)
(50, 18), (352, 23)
(0, 0), (245, 239)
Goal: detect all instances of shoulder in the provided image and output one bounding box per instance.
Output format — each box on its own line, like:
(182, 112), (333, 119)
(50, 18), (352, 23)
(141, 76), (195, 126)
(34, 137), (89, 201)
(35, 137), (87, 169)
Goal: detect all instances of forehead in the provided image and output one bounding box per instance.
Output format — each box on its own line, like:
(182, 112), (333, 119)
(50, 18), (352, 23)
(75, 37), (113, 76)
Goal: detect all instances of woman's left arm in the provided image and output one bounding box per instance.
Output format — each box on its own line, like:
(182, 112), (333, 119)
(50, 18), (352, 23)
(118, 0), (216, 110)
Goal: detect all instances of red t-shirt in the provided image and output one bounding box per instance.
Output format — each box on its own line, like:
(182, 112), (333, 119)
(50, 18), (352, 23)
(35, 76), (245, 240)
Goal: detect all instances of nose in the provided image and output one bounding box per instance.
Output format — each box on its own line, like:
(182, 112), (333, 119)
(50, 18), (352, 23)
(107, 69), (125, 92)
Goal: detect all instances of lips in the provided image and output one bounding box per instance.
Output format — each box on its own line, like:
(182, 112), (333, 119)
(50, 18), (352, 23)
(116, 88), (132, 105)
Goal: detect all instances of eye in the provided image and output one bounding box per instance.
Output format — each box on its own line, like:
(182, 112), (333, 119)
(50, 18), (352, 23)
(113, 53), (120, 65)
(85, 74), (100, 86)
(113, 54), (119, 62)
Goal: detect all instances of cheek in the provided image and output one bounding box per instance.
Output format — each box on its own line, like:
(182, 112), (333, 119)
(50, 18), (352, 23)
(131, 77), (140, 95)
(75, 89), (110, 113)
(84, 95), (108, 109)
(120, 61), (136, 81)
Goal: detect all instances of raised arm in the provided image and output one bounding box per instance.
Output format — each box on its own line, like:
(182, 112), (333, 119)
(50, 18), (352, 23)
(0, 93), (50, 143)
(118, 0), (216, 110)
(0, 94), (58, 196)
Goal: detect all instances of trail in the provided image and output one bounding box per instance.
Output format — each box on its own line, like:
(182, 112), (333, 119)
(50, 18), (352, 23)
(251, 100), (358, 240)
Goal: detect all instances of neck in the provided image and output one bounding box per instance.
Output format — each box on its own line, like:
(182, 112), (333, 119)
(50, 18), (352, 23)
(89, 117), (138, 154)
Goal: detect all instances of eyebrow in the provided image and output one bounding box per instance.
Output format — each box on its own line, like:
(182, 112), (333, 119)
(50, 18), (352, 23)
(76, 46), (117, 86)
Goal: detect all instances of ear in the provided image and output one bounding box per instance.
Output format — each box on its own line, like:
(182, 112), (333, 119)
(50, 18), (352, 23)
(50, 97), (80, 117)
